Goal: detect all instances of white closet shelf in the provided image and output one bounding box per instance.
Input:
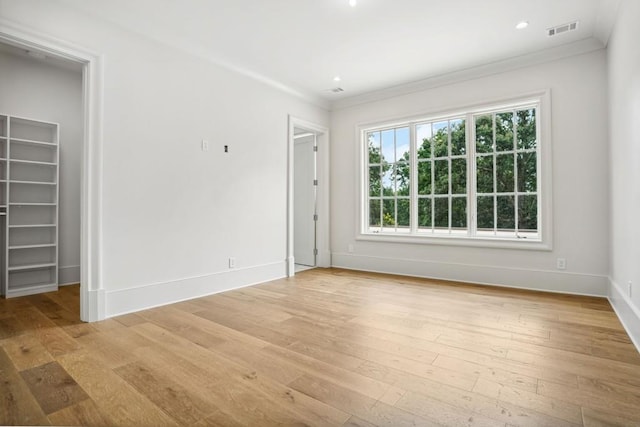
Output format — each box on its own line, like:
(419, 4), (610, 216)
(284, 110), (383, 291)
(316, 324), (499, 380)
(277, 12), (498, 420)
(10, 137), (57, 147)
(9, 180), (56, 185)
(2, 114), (59, 298)
(5, 283), (57, 298)
(9, 243), (56, 250)
(8, 262), (56, 272)
(9, 224), (56, 228)
(9, 202), (56, 206)
(9, 159), (57, 166)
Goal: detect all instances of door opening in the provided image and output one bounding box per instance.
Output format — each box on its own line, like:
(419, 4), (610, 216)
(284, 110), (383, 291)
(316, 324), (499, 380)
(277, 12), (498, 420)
(287, 116), (330, 277)
(293, 129), (317, 271)
(1, 21), (105, 321)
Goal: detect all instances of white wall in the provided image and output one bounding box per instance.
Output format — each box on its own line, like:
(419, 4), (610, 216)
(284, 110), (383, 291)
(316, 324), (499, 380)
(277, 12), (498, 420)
(330, 50), (610, 296)
(607, 0), (640, 347)
(0, 49), (82, 285)
(0, 0), (329, 317)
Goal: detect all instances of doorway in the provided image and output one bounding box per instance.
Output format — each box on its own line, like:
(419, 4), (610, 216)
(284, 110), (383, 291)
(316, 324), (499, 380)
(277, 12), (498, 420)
(293, 129), (317, 271)
(287, 116), (330, 277)
(0, 21), (104, 321)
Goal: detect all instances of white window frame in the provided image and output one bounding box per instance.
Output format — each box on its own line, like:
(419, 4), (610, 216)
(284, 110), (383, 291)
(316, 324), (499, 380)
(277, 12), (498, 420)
(356, 90), (552, 251)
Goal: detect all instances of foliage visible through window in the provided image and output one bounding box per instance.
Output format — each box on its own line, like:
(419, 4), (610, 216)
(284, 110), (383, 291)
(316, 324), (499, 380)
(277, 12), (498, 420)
(368, 127), (411, 232)
(364, 102), (540, 241)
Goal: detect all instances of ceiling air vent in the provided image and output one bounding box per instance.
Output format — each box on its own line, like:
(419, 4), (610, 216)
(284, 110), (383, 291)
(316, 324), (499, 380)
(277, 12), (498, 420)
(547, 21), (579, 37)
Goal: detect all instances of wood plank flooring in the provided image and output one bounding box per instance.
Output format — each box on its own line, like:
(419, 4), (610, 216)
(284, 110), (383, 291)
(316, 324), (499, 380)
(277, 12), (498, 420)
(1, 268), (639, 426)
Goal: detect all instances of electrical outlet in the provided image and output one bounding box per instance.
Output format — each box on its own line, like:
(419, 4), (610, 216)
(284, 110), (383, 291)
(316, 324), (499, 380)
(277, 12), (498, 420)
(556, 258), (566, 270)
(201, 139), (209, 151)
(348, 244), (354, 253)
(228, 257), (236, 268)
(629, 281), (633, 298)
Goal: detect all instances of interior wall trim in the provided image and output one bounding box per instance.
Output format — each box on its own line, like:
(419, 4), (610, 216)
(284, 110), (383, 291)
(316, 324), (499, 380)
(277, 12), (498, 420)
(332, 252), (608, 297)
(105, 261), (286, 318)
(608, 277), (640, 353)
(331, 38), (604, 111)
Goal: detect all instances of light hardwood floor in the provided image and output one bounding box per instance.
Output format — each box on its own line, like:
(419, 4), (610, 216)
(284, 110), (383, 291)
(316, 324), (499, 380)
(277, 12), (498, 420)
(1, 268), (639, 426)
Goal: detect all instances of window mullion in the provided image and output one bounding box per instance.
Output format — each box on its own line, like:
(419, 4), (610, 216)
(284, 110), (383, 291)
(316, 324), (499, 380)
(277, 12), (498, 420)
(468, 113), (477, 237)
(513, 110), (519, 237)
(430, 124), (435, 232)
(410, 123), (417, 234)
(447, 121), (452, 234)
(536, 104), (543, 236)
(492, 113), (497, 236)
(393, 130), (397, 233)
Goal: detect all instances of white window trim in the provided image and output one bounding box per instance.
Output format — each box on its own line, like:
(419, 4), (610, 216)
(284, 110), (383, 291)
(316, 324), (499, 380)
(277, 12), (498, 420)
(355, 90), (553, 251)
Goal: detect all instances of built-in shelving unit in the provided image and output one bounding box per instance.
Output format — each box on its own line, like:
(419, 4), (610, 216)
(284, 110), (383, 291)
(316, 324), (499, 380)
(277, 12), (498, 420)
(0, 114), (59, 298)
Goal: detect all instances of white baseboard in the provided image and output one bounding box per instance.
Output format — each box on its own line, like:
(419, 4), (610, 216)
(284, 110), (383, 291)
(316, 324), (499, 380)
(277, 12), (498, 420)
(317, 249), (332, 268)
(332, 252), (608, 297)
(84, 288), (106, 322)
(608, 278), (640, 353)
(105, 261), (286, 318)
(59, 265), (80, 286)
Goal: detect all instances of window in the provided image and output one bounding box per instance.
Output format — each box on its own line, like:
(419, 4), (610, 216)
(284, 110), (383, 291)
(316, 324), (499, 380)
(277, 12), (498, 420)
(361, 94), (549, 248)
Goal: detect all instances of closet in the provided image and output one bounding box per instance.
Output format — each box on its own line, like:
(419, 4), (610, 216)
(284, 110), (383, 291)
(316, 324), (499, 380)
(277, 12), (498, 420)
(0, 114), (59, 297)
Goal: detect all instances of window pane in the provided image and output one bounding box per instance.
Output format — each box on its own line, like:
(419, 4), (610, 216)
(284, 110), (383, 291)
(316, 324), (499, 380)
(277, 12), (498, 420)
(496, 154), (514, 193)
(497, 195), (515, 230)
(433, 121), (448, 157)
(477, 196), (494, 230)
(418, 161), (431, 195)
(369, 199), (381, 227)
(418, 198), (432, 228)
(434, 159), (449, 194)
(416, 124), (432, 159)
(381, 129), (395, 163)
(451, 197), (467, 229)
(395, 127), (410, 162)
(396, 161), (410, 196)
(496, 112), (514, 152)
(397, 198), (410, 228)
(369, 166), (381, 197)
(434, 197), (449, 228)
(475, 115), (493, 154)
(450, 119), (466, 156)
(364, 104), (539, 239)
(382, 167), (394, 196)
(476, 155), (493, 193)
(368, 131), (381, 164)
(518, 195), (537, 231)
(383, 199), (395, 227)
(517, 109), (537, 150)
(517, 152), (537, 192)
(451, 158), (466, 194)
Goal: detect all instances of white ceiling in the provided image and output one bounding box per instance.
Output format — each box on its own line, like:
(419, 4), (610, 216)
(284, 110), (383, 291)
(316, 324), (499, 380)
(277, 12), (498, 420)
(61, 0), (619, 106)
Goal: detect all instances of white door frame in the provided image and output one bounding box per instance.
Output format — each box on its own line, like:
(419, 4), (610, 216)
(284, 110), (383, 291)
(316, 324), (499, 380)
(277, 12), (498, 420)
(0, 19), (105, 321)
(287, 116), (330, 276)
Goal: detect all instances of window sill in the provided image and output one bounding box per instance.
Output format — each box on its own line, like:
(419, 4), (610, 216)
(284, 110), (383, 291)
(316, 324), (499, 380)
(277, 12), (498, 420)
(356, 232), (551, 251)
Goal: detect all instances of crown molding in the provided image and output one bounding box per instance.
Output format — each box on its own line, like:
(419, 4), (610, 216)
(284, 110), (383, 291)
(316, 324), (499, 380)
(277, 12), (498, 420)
(330, 38), (605, 111)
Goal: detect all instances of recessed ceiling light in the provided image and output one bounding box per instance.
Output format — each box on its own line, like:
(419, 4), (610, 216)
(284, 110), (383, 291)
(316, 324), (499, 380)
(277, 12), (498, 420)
(333, 76), (341, 82)
(349, 0), (357, 7)
(516, 21), (529, 30)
